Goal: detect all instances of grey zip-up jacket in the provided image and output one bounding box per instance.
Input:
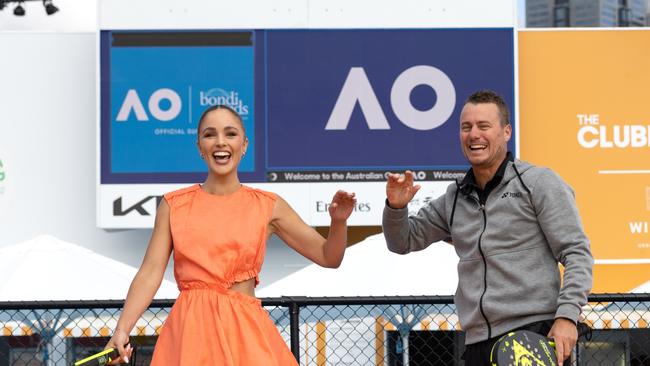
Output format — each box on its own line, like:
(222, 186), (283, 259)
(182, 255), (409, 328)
(383, 159), (593, 345)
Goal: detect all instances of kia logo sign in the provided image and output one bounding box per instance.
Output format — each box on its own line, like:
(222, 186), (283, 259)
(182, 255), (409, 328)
(113, 195), (163, 216)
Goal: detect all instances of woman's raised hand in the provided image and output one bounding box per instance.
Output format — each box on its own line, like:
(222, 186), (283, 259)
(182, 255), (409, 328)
(327, 190), (357, 221)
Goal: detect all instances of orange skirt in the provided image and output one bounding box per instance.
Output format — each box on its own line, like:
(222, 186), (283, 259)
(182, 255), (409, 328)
(150, 282), (297, 366)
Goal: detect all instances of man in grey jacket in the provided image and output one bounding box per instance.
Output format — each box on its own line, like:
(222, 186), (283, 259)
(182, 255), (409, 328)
(382, 90), (593, 365)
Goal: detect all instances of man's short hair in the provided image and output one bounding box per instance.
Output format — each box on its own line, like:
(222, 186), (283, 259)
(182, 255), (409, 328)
(465, 90), (510, 127)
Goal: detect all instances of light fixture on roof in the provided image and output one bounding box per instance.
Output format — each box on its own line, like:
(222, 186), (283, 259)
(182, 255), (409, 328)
(13, 1), (24, 16)
(0, 0), (60, 16)
(43, 0), (57, 15)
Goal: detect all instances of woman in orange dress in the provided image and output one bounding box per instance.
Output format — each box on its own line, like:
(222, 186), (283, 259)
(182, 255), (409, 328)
(105, 105), (357, 365)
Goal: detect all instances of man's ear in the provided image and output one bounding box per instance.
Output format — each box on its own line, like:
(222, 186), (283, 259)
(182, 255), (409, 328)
(504, 124), (512, 142)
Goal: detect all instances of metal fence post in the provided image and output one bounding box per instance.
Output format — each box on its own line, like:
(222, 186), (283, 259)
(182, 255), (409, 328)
(289, 300), (300, 362)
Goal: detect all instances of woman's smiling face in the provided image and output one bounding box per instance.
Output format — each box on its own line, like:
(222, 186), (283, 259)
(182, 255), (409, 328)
(197, 108), (248, 176)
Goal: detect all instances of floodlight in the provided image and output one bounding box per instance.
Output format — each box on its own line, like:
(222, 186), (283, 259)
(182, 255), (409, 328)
(13, 3), (25, 16)
(43, 0), (57, 15)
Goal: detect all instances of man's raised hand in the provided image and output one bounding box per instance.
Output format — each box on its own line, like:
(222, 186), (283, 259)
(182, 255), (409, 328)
(385, 170), (421, 209)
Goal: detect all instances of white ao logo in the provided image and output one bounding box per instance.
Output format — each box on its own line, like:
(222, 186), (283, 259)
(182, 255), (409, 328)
(116, 88), (182, 122)
(325, 65), (456, 131)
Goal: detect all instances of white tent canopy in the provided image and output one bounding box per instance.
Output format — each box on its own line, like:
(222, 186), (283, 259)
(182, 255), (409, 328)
(631, 279), (650, 293)
(0, 234), (179, 301)
(257, 233), (459, 297)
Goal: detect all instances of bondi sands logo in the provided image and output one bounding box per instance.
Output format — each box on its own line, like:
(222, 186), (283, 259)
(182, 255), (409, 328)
(199, 88), (250, 117)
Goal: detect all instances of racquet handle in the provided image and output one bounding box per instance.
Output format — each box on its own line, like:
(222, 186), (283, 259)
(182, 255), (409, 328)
(72, 347), (123, 366)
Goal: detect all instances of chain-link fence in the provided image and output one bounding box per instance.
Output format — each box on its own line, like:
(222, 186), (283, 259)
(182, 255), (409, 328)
(1, 294), (649, 365)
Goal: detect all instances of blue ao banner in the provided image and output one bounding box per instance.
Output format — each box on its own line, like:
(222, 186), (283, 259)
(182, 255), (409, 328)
(100, 29), (514, 184)
(100, 31), (256, 183)
(265, 29), (515, 180)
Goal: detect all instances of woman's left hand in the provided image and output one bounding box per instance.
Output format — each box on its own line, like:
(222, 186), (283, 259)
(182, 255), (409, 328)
(328, 190), (357, 221)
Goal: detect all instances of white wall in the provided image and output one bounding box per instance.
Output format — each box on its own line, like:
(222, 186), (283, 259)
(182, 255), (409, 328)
(99, 0), (515, 29)
(0, 0), (515, 296)
(0, 33), (160, 272)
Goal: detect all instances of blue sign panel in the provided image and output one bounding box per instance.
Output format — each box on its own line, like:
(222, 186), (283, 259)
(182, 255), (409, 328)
(101, 31), (256, 183)
(265, 29), (515, 171)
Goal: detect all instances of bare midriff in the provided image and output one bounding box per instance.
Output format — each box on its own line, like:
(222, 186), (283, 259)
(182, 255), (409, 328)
(229, 277), (256, 297)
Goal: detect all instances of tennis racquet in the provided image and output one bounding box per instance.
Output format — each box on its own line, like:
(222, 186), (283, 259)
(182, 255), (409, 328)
(490, 330), (557, 366)
(71, 345), (136, 366)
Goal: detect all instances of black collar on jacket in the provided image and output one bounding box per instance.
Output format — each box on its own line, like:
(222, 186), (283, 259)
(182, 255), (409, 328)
(458, 151), (514, 201)
(450, 152), (513, 227)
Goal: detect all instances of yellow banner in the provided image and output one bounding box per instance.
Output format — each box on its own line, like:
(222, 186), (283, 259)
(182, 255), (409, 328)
(519, 29), (650, 293)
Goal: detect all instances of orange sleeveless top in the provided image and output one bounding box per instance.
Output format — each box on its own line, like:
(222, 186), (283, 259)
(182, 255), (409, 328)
(165, 184), (276, 289)
(150, 184), (298, 365)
